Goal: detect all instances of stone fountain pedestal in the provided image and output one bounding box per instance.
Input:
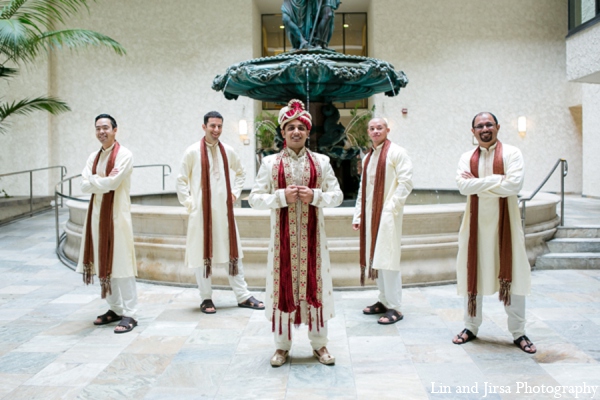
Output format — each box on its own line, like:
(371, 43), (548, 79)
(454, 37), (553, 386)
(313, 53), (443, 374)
(61, 192), (559, 289)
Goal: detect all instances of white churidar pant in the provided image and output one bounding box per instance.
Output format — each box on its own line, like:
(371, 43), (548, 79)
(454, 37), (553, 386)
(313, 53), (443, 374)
(194, 261), (252, 303)
(376, 269), (403, 312)
(106, 277), (138, 318)
(463, 294), (526, 340)
(274, 319), (329, 351)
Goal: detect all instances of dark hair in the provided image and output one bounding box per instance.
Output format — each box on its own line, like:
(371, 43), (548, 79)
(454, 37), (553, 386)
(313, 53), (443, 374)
(471, 112), (498, 128)
(95, 114), (117, 129)
(204, 111), (223, 125)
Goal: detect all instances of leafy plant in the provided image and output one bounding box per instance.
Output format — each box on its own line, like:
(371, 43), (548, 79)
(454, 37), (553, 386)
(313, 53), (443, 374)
(0, 0), (126, 133)
(345, 104), (375, 150)
(254, 111), (278, 152)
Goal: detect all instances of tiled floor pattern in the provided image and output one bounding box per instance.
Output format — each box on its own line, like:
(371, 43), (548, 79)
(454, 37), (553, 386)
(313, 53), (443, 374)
(0, 197), (598, 399)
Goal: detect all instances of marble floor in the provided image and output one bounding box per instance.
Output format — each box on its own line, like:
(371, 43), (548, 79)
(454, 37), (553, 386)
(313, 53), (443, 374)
(0, 196), (599, 399)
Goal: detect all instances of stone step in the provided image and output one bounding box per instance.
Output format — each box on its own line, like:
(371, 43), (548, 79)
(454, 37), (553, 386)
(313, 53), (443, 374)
(534, 253), (600, 270)
(554, 227), (600, 239)
(546, 238), (600, 253)
(0, 195), (54, 224)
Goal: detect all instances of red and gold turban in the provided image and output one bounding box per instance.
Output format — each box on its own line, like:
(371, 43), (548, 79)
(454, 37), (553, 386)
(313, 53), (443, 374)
(278, 99), (312, 131)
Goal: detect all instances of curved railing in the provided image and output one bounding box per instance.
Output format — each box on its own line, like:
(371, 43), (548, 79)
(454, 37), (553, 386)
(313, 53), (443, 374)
(54, 164), (171, 250)
(0, 165), (67, 223)
(519, 158), (568, 229)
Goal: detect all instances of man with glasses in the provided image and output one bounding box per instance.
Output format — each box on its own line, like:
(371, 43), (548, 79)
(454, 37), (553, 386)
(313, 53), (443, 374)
(452, 112), (536, 354)
(77, 114), (139, 334)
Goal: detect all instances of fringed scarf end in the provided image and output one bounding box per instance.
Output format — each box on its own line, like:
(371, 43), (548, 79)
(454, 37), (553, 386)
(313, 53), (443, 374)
(360, 264), (366, 287)
(467, 293), (477, 318)
(293, 307), (302, 329)
(228, 257), (239, 276)
(368, 259), (378, 280)
(100, 278), (112, 299)
(498, 280), (511, 306)
(83, 263), (94, 285)
(203, 258), (212, 279)
(279, 312), (283, 336)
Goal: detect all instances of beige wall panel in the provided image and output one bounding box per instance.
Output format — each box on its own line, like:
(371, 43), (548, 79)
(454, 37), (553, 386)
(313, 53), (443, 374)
(582, 84), (600, 197)
(2, 0), (585, 197)
(0, 61), (52, 196)
(49, 0), (258, 196)
(369, 0), (581, 193)
(567, 20), (600, 83)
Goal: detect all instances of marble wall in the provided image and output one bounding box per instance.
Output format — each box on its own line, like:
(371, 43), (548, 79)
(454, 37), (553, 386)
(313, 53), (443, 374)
(3, 0), (260, 197)
(0, 61), (53, 197)
(582, 84), (600, 197)
(566, 14), (600, 198)
(1, 0), (586, 197)
(369, 0), (582, 193)
(567, 19), (600, 82)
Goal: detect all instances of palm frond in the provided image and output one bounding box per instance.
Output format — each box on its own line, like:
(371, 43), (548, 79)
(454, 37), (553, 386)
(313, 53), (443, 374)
(0, 64), (18, 77)
(1, 0), (91, 31)
(0, 96), (70, 133)
(0, 18), (38, 62)
(0, 0), (27, 20)
(39, 28), (125, 55)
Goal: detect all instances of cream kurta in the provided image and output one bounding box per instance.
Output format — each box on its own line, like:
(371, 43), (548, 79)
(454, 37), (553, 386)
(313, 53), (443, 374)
(76, 144), (137, 278)
(456, 143), (531, 296)
(352, 141), (413, 271)
(176, 140), (245, 268)
(249, 148), (343, 323)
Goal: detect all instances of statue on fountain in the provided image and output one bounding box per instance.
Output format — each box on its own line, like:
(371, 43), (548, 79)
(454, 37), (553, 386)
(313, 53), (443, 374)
(281, 0), (341, 50)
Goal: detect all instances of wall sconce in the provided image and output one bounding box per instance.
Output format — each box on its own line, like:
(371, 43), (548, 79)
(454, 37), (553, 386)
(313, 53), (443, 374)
(239, 119), (250, 145)
(518, 116), (526, 138)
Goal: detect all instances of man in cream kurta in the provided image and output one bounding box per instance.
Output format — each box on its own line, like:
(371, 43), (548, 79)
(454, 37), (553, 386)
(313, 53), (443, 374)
(453, 112), (536, 354)
(176, 111), (263, 314)
(249, 99), (343, 367)
(77, 114), (138, 333)
(353, 118), (413, 325)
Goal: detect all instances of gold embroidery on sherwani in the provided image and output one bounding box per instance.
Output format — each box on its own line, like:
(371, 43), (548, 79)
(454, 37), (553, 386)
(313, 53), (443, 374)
(271, 152), (283, 311)
(271, 148), (323, 318)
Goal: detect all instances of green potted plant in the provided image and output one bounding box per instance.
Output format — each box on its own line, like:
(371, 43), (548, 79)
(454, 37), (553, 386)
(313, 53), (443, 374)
(254, 111), (279, 156)
(345, 104), (375, 151)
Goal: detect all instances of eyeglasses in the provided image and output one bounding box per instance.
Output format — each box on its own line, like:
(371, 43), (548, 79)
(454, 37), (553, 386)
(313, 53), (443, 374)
(474, 123), (495, 130)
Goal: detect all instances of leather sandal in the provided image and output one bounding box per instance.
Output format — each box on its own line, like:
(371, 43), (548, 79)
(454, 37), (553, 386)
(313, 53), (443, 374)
(270, 350), (289, 367)
(377, 309), (403, 325)
(514, 335), (536, 354)
(200, 299), (216, 314)
(453, 328), (477, 345)
(313, 347), (335, 365)
(114, 317), (137, 334)
(363, 301), (388, 315)
(94, 310), (122, 325)
(238, 296), (265, 310)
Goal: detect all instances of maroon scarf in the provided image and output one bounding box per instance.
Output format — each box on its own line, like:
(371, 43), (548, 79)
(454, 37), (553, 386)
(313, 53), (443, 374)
(271, 149), (323, 338)
(467, 140), (513, 317)
(200, 138), (239, 278)
(359, 139), (391, 286)
(83, 141), (120, 298)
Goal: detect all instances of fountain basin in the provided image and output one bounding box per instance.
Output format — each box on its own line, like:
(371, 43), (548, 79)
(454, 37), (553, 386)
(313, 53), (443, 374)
(212, 49), (408, 103)
(61, 190), (559, 288)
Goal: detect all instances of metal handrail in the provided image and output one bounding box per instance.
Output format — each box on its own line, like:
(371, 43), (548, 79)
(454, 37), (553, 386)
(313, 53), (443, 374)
(0, 166), (67, 214)
(54, 164), (171, 248)
(129, 164), (172, 191)
(519, 158), (568, 229)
